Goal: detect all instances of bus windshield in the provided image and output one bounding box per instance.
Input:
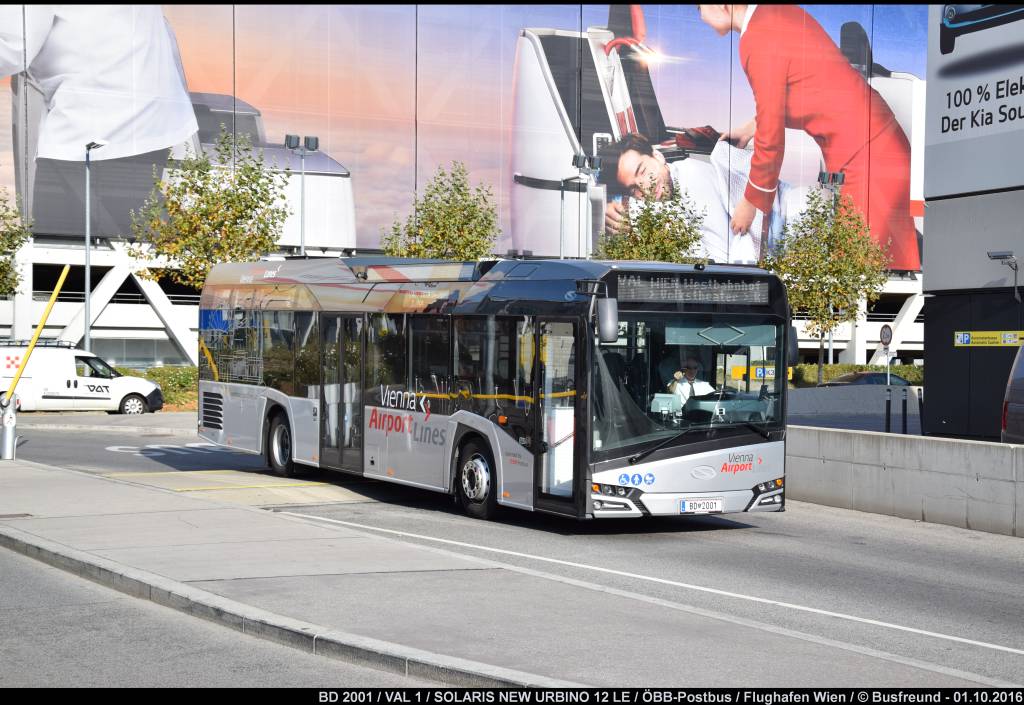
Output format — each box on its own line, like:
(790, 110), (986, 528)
(592, 312), (784, 458)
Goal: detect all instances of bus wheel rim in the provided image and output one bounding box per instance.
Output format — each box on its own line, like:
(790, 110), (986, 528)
(273, 425), (290, 466)
(461, 454), (490, 502)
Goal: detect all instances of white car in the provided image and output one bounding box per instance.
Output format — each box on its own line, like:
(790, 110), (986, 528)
(0, 343), (163, 414)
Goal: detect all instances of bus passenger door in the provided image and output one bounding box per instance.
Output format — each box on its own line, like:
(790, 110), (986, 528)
(321, 314), (363, 472)
(534, 319), (583, 517)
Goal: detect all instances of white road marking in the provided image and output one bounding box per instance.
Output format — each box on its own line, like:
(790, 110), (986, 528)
(283, 512), (1024, 659)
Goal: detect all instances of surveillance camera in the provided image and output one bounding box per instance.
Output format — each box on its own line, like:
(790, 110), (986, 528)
(987, 251), (1015, 260)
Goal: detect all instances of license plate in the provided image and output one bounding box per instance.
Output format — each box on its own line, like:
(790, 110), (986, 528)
(680, 497), (724, 514)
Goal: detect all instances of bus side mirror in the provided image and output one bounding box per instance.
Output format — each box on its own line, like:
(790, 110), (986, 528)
(787, 326), (800, 366)
(598, 298), (619, 344)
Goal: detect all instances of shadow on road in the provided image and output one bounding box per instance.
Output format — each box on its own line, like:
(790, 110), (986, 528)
(15, 428), (757, 536)
(269, 470), (758, 537)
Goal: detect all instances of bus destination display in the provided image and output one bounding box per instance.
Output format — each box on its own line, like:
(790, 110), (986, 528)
(617, 274), (770, 305)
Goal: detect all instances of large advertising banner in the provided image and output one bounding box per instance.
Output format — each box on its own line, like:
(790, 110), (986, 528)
(925, 4), (1024, 199)
(0, 4), (927, 271)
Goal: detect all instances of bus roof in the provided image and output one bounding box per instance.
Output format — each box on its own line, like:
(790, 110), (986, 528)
(204, 256), (773, 287)
(200, 257), (785, 316)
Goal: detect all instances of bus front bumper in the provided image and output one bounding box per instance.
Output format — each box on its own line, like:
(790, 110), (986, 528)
(591, 486), (784, 518)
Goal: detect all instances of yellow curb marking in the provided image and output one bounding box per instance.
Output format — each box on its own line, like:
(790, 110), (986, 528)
(102, 470), (254, 478)
(173, 482), (328, 492)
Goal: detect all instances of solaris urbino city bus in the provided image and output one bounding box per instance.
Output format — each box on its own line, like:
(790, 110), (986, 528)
(197, 256), (798, 520)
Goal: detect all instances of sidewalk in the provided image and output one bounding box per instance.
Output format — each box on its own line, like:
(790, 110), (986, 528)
(13, 411), (198, 437)
(0, 458), (1002, 687)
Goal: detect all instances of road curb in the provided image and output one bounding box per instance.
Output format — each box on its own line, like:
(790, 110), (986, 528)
(15, 424), (197, 437)
(0, 524), (580, 687)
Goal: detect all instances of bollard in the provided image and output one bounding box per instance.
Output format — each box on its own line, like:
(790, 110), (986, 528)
(884, 388), (892, 433)
(0, 396), (16, 461)
(901, 387), (908, 435)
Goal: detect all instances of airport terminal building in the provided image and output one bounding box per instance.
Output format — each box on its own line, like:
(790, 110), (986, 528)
(1, 5), (930, 370)
(922, 5), (1024, 439)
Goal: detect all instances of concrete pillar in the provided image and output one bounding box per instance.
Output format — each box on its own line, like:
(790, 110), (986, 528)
(837, 297), (869, 364)
(12, 238), (34, 340)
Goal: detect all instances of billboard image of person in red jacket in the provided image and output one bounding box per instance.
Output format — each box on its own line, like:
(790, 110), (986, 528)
(698, 4), (920, 271)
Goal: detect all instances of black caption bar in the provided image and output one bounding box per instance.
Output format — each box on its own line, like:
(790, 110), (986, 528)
(314, 690), (1024, 704)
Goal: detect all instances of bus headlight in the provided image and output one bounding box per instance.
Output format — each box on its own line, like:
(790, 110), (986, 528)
(752, 477), (784, 496)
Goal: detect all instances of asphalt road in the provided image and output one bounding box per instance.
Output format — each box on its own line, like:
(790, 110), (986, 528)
(0, 548), (428, 687)
(15, 428), (266, 475)
(12, 426), (1024, 686)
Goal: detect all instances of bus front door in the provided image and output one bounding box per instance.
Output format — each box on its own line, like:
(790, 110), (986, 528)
(321, 314), (364, 472)
(534, 319), (583, 517)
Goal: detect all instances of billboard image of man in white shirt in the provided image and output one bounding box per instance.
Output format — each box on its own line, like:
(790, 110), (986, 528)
(0, 5), (198, 236)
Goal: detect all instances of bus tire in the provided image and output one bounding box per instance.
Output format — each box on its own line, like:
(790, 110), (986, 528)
(267, 413), (297, 478)
(456, 438), (498, 520)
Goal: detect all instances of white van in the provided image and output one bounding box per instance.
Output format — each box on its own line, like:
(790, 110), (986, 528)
(0, 342), (163, 414)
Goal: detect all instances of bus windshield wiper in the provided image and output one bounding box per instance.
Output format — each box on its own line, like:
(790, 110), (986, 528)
(628, 424), (712, 465)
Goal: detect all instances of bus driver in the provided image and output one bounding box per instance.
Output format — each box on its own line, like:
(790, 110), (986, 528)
(669, 357), (715, 404)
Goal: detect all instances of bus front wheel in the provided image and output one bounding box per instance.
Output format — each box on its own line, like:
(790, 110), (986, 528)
(457, 439), (498, 520)
(268, 413), (296, 478)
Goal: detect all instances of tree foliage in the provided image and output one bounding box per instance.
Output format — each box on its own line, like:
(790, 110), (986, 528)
(382, 162), (499, 260)
(130, 129), (291, 289)
(0, 188), (32, 297)
(763, 188), (889, 382)
(596, 177), (706, 264)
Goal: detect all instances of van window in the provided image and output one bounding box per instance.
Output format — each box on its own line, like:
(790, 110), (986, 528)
(76, 356), (115, 379)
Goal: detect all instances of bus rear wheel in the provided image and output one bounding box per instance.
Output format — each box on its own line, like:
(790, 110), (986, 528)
(456, 439), (498, 520)
(268, 413), (296, 478)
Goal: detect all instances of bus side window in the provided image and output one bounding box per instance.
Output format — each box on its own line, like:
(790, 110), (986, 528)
(294, 312), (319, 399)
(410, 316), (450, 402)
(367, 314), (407, 393)
(262, 310), (295, 395)
(453, 317), (523, 417)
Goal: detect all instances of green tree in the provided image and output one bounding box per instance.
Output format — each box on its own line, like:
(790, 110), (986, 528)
(0, 188), (32, 297)
(763, 188), (889, 385)
(596, 178), (706, 263)
(130, 128), (290, 289)
(382, 161), (499, 260)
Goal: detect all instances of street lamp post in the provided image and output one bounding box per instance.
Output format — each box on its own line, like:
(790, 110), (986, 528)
(285, 134), (319, 256)
(84, 140), (107, 352)
(818, 170), (845, 368)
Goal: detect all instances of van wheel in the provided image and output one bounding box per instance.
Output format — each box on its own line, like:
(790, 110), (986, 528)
(456, 438), (498, 520)
(268, 413), (297, 478)
(120, 394), (147, 415)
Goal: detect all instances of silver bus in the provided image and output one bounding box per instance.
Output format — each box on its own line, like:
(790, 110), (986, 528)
(198, 257), (797, 520)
